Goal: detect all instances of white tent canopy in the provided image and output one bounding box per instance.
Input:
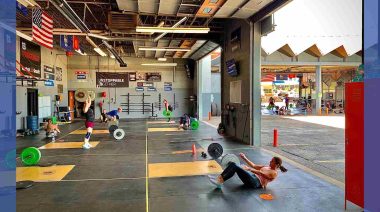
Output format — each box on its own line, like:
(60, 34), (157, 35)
(262, 0), (362, 56)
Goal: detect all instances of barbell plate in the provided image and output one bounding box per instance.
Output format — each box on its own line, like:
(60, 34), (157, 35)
(207, 143), (223, 159)
(74, 89), (89, 102)
(162, 110), (172, 117)
(21, 147), (41, 166)
(190, 120), (199, 130)
(221, 154), (240, 168)
(88, 91), (95, 101)
(113, 129), (125, 140)
(109, 125), (118, 134)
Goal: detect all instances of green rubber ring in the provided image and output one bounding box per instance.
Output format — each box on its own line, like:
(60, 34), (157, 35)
(21, 147), (41, 166)
(162, 110), (172, 117)
(190, 120), (199, 130)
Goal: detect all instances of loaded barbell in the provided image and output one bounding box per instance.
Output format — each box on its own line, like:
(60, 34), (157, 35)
(74, 89), (95, 102)
(207, 143), (240, 168)
(108, 120), (125, 140)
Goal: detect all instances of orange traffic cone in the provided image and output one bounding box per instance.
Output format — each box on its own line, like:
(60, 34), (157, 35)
(192, 144), (197, 155)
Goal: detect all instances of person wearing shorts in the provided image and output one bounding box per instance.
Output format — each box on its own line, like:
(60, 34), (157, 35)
(83, 98), (95, 149)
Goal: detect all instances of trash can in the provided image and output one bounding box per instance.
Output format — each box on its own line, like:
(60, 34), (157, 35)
(26, 116), (39, 131)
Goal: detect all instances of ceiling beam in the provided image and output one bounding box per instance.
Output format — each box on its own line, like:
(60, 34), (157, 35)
(249, 0), (293, 23)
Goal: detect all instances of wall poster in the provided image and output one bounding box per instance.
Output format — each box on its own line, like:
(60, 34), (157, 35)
(145, 72), (161, 82)
(55, 67), (63, 81)
(20, 37), (41, 78)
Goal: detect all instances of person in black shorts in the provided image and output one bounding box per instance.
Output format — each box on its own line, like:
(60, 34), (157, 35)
(83, 97), (95, 149)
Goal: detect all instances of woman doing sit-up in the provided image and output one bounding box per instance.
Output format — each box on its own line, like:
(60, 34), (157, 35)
(209, 153), (287, 189)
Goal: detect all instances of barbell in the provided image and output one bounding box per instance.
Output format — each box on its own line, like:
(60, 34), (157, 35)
(207, 143), (240, 168)
(74, 89), (95, 102)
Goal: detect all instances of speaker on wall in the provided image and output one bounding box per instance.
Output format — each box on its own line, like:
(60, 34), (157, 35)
(185, 60), (195, 79)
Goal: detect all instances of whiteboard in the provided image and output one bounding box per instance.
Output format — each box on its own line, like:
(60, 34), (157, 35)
(38, 96), (52, 118)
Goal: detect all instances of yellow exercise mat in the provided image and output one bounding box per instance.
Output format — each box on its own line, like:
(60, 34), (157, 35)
(148, 160), (222, 178)
(148, 128), (183, 132)
(147, 121), (176, 124)
(16, 165), (75, 182)
(39, 142), (100, 149)
(70, 129), (109, 135)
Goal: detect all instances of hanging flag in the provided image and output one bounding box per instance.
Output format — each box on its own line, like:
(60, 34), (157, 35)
(73, 36), (79, 50)
(32, 8), (53, 49)
(16, 2), (28, 16)
(60, 35), (73, 51)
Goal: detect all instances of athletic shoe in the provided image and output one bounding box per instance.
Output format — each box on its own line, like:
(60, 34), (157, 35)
(208, 175), (223, 188)
(82, 143), (91, 149)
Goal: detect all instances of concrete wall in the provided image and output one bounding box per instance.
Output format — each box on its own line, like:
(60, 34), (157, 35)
(197, 55), (222, 120)
(16, 36), (68, 130)
(211, 72), (221, 116)
(67, 56), (193, 119)
(221, 19), (251, 144)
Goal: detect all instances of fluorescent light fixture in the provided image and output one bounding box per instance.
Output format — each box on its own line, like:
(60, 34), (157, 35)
(141, 63), (177, 67)
(16, 30), (33, 41)
(139, 47), (191, 52)
(110, 55), (115, 59)
(94, 47), (107, 57)
(157, 58), (167, 61)
(75, 49), (87, 56)
(154, 17), (187, 42)
(137, 27), (210, 34)
(50, 0), (90, 33)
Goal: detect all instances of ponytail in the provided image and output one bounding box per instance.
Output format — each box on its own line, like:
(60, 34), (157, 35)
(273, 156), (288, 173)
(279, 165), (288, 173)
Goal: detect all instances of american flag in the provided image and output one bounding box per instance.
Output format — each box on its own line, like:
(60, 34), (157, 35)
(32, 8), (53, 49)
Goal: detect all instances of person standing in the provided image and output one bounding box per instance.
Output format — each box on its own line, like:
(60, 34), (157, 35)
(83, 98), (94, 149)
(285, 94), (290, 110)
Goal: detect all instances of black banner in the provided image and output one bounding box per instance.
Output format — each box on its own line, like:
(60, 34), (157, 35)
(20, 38), (41, 78)
(96, 72), (129, 87)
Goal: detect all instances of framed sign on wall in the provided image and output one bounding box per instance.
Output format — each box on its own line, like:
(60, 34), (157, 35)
(145, 72), (161, 82)
(44, 65), (55, 80)
(129, 72), (136, 81)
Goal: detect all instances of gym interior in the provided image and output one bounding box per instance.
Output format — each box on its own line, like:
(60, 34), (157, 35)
(14, 0), (363, 211)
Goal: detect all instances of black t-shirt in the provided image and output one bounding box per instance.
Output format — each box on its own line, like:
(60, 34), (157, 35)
(85, 108), (95, 122)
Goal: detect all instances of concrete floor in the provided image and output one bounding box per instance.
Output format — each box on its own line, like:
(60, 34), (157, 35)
(16, 118), (358, 211)
(262, 115), (345, 184)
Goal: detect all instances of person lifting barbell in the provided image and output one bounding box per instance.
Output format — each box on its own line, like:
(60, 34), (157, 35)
(106, 107), (122, 121)
(209, 153), (287, 189)
(83, 97), (95, 149)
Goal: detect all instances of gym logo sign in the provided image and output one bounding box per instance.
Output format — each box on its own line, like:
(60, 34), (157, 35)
(96, 72), (129, 88)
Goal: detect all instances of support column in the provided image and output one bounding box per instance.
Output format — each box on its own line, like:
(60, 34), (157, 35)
(315, 65), (322, 113)
(250, 22), (261, 146)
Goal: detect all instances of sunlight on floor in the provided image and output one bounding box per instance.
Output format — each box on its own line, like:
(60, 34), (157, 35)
(283, 116), (345, 129)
